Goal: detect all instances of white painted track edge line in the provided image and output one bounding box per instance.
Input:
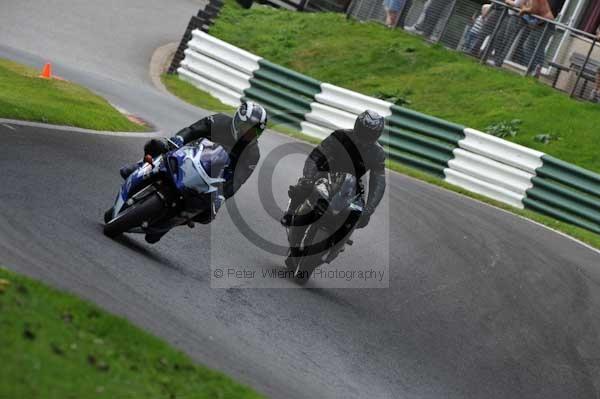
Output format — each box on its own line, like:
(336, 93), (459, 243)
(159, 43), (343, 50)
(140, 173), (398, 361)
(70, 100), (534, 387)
(1, 123), (17, 131)
(0, 118), (163, 137)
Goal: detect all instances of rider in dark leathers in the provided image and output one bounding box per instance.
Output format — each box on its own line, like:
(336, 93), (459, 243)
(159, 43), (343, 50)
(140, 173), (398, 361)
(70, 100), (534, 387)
(116, 102), (267, 243)
(281, 110), (387, 265)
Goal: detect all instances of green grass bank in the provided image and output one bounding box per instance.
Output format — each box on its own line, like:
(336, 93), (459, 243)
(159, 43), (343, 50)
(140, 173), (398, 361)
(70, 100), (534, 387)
(0, 59), (146, 132)
(0, 267), (263, 399)
(209, 1), (600, 173)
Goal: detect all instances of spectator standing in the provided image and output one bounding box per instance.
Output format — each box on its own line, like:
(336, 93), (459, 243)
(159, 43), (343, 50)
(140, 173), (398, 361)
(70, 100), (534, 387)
(520, 0), (565, 75)
(383, 0), (406, 28)
(591, 27), (600, 103)
(404, 0), (456, 39)
(492, 0), (526, 66)
(469, 3), (503, 58)
(396, 0), (414, 28)
(464, 4), (492, 53)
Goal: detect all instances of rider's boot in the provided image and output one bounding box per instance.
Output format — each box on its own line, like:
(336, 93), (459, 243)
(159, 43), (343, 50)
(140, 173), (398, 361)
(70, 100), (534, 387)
(145, 231), (166, 244)
(281, 180), (312, 226)
(104, 208), (114, 223)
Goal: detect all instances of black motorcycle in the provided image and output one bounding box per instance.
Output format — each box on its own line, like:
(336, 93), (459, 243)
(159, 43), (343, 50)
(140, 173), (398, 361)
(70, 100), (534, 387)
(284, 172), (363, 284)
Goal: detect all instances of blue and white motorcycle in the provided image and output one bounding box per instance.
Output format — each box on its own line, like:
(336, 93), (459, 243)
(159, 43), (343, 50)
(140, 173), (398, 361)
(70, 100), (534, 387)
(103, 138), (229, 239)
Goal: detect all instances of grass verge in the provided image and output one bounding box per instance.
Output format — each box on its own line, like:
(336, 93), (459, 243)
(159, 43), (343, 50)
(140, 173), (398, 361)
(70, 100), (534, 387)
(210, 1), (600, 174)
(0, 59), (147, 132)
(162, 74), (600, 250)
(0, 267), (263, 398)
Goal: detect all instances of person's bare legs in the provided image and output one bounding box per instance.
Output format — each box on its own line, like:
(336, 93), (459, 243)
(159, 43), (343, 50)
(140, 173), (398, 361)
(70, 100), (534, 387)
(388, 11), (399, 27)
(385, 10), (399, 27)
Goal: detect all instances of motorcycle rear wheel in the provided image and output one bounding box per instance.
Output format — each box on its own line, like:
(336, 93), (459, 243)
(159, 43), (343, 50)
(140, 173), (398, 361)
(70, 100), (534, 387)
(103, 194), (164, 238)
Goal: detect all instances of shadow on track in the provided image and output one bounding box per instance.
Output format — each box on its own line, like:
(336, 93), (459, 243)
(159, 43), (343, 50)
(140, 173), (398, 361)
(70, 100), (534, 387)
(97, 223), (208, 283)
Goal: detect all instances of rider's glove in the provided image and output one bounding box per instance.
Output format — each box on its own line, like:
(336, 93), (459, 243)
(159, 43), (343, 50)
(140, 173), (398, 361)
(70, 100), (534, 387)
(282, 177), (315, 227)
(143, 138), (171, 157)
(288, 177), (314, 199)
(280, 213), (294, 227)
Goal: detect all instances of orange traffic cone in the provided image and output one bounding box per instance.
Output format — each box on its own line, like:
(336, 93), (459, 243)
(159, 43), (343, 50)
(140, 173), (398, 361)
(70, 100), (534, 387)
(39, 63), (52, 79)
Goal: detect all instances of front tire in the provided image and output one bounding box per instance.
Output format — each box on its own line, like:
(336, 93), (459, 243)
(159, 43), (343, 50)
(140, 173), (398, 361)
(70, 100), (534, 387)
(291, 225), (328, 285)
(103, 194), (164, 238)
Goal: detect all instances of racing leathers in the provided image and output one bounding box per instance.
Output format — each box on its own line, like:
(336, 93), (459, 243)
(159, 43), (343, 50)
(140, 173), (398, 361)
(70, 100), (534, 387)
(285, 128), (386, 258)
(123, 113), (260, 200)
(167, 113), (260, 200)
(118, 113), (260, 241)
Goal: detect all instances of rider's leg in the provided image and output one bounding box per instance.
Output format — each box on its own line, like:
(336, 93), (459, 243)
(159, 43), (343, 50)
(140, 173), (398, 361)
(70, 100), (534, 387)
(285, 223), (307, 269)
(288, 225), (308, 257)
(281, 194), (305, 226)
(281, 178), (314, 226)
(285, 202), (316, 265)
(104, 208), (114, 223)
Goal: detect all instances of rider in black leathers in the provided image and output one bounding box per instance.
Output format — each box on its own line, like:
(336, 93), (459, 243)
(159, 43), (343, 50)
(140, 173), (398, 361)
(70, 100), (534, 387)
(116, 102), (267, 243)
(281, 110), (387, 264)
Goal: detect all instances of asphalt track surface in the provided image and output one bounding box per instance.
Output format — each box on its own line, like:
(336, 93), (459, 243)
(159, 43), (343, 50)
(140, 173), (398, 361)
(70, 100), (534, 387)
(2, 1), (600, 398)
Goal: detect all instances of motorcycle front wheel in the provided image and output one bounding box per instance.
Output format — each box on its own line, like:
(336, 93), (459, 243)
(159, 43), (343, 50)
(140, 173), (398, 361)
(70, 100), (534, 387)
(291, 225), (330, 285)
(103, 193), (164, 238)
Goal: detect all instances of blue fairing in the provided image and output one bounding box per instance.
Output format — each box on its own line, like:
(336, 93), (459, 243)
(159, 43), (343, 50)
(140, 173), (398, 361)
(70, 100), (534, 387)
(111, 161), (156, 218)
(109, 139), (229, 219)
(169, 142), (229, 195)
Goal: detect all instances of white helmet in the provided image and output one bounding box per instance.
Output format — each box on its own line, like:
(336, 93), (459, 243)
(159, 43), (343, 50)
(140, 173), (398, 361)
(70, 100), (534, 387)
(232, 101), (268, 141)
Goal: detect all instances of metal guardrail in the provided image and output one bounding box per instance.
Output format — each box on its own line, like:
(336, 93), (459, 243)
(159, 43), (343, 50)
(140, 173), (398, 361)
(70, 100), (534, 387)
(256, 0), (350, 12)
(346, 0), (600, 102)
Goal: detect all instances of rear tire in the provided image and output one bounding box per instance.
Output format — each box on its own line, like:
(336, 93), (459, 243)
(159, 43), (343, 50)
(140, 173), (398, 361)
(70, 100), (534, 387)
(103, 194), (164, 238)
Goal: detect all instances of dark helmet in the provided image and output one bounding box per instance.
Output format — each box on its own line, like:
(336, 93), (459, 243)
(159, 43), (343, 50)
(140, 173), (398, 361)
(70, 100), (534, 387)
(232, 101), (268, 141)
(354, 110), (384, 144)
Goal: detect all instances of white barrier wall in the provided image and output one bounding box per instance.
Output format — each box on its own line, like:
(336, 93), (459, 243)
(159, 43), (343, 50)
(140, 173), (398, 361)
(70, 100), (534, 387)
(178, 68), (241, 107)
(182, 49), (252, 93)
(443, 129), (544, 209)
(178, 30), (262, 107)
(446, 148), (537, 208)
(460, 128), (544, 174)
(305, 102), (358, 131)
(186, 31), (261, 75)
(176, 31), (554, 212)
(316, 83), (393, 117)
